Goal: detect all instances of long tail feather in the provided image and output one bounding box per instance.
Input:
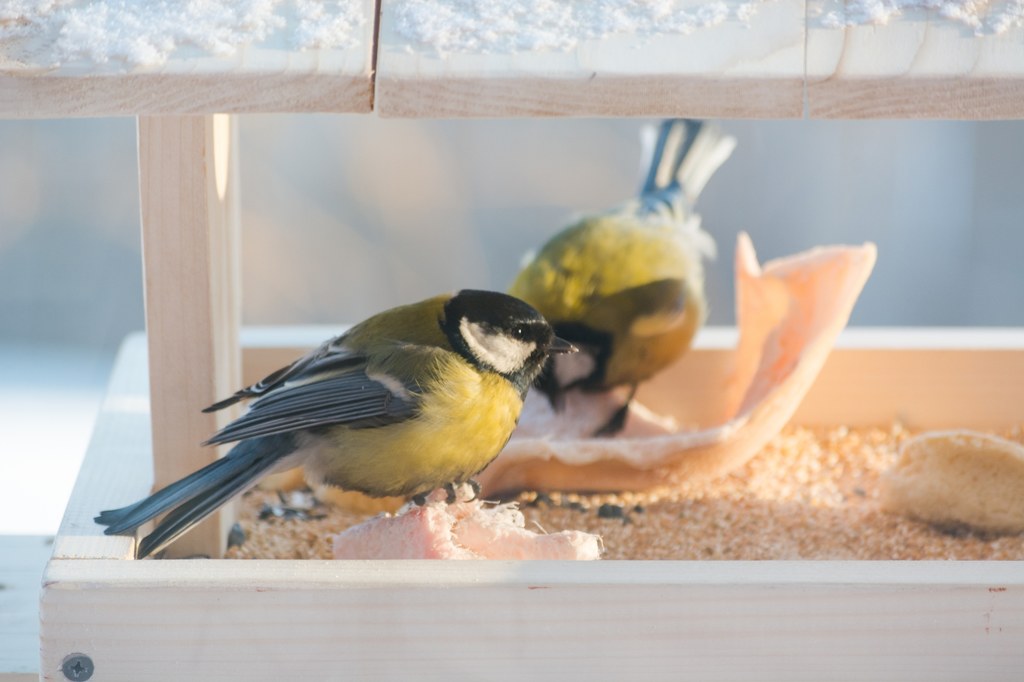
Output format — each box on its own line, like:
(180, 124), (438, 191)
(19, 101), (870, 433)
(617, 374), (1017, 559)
(134, 452), (282, 558)
(95, 455), (247, 534)
(639, 119), (737, 209)
(95, 434), (296, 558)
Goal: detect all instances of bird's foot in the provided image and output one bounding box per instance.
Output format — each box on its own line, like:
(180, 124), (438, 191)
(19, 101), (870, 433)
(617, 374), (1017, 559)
(443, 480), (482, 504)
(593, 403), (629, 437)
(415, 481), (483, 506)
(413, 477), (481, 503)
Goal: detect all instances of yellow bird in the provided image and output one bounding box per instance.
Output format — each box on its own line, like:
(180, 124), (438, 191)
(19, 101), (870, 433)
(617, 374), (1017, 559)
(96, 290), (574, 558)
(510, 119), (735, 434)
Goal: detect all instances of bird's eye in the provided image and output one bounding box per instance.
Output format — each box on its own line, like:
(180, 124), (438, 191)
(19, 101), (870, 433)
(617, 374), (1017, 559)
(512, 326), (526, 339)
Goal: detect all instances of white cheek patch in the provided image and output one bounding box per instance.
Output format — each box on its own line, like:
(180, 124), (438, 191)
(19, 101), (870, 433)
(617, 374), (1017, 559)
(460, 318), (536, 375)
(553, 350), (596, 387)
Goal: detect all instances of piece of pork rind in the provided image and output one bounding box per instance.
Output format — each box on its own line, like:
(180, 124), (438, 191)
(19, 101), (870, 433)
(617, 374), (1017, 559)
(332, 498), (602, 560)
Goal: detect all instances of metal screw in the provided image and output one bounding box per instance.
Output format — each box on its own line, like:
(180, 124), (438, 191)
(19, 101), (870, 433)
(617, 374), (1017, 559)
(61, 653), (94, 681)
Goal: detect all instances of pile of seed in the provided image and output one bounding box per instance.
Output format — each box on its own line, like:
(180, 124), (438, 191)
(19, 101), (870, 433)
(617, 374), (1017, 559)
(225, 424), (1024, 561)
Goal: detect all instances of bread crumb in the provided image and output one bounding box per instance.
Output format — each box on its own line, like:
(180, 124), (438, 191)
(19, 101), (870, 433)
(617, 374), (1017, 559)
(880, 430), (1024, 535)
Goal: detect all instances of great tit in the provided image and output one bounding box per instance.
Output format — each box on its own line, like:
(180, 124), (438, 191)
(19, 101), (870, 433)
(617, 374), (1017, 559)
(96, 289), (575, 558)
(509, 119), (735, 435)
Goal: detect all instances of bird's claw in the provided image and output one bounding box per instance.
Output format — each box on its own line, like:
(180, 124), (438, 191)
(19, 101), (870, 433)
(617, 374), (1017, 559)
(593, 402), (630, 437)
(445, 480), (482, 504)
(413, 480), (483, 506)
(593, 385), (638, 437)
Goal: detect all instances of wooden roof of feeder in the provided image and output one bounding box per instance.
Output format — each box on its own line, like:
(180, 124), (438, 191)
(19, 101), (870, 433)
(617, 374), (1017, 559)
(0, 0), (1022, 118)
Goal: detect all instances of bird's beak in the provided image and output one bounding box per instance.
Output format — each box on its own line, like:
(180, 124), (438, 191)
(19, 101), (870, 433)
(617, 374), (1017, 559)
(549, 336), (578, 354)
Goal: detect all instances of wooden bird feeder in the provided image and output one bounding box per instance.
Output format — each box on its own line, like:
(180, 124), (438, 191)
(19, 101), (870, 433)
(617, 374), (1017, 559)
(2, 0), (1023, 679)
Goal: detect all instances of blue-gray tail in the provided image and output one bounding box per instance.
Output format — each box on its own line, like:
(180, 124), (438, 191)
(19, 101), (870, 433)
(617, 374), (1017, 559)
(638, 119), (736, 215)
(95, 434), (294, 558)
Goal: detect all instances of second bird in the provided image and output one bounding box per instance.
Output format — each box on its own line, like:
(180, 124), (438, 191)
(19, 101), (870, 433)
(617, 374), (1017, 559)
(510, 119), (736, 435)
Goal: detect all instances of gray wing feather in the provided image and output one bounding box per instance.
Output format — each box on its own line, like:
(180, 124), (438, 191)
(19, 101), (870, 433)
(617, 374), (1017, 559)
(204, 337), (361, 413)
(204, 364), (418, 445)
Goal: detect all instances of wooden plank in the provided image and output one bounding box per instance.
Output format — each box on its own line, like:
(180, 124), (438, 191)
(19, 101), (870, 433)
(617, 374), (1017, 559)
(52, 335), (151, 560)
(375, 0), (805, 118)
(242, 327), (1024, 430)
(632, 327), (1024, 428)
(138, 115), (242, 558)
(648, 333), (1024, 429)
(0, 535), (52, 682)
(0, 72), (374, 118)
(794, 328), (1024, 427)
(794, 349), (1024, 428)
(806, 2), (1024, 119)
(0, 1), (375, 117)
(39, 558), (1024, 682)
(4, 0), (1023, 119)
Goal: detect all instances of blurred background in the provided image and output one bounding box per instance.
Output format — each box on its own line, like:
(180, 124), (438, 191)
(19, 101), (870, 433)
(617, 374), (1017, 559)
(2, 116), (1023, 533)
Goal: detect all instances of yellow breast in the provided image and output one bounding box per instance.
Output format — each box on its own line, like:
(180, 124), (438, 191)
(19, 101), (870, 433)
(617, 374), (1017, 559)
(307, 356), (523, 498)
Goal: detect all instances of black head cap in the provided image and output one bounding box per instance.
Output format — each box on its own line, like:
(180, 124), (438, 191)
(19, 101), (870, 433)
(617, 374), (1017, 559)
(442, 290), (574, 397)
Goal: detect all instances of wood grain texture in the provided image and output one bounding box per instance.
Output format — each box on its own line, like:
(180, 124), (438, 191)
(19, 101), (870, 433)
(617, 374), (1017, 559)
(0, 0), (375, 118)
(39, 559), (1024, 681)
(807, 3), (1024, 119)
(375, 0), (805, 118)
(0, 72), (373, 118)
(0, 536), (52, 681)
(787, 328), (1024, 429)
(51, 335), (151, 560)
(794, 348), (1024, 428)
(138, 115), (242, 559)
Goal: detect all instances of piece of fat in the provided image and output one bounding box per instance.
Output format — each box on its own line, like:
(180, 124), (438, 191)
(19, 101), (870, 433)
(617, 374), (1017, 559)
(331, 497), (602, 560)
